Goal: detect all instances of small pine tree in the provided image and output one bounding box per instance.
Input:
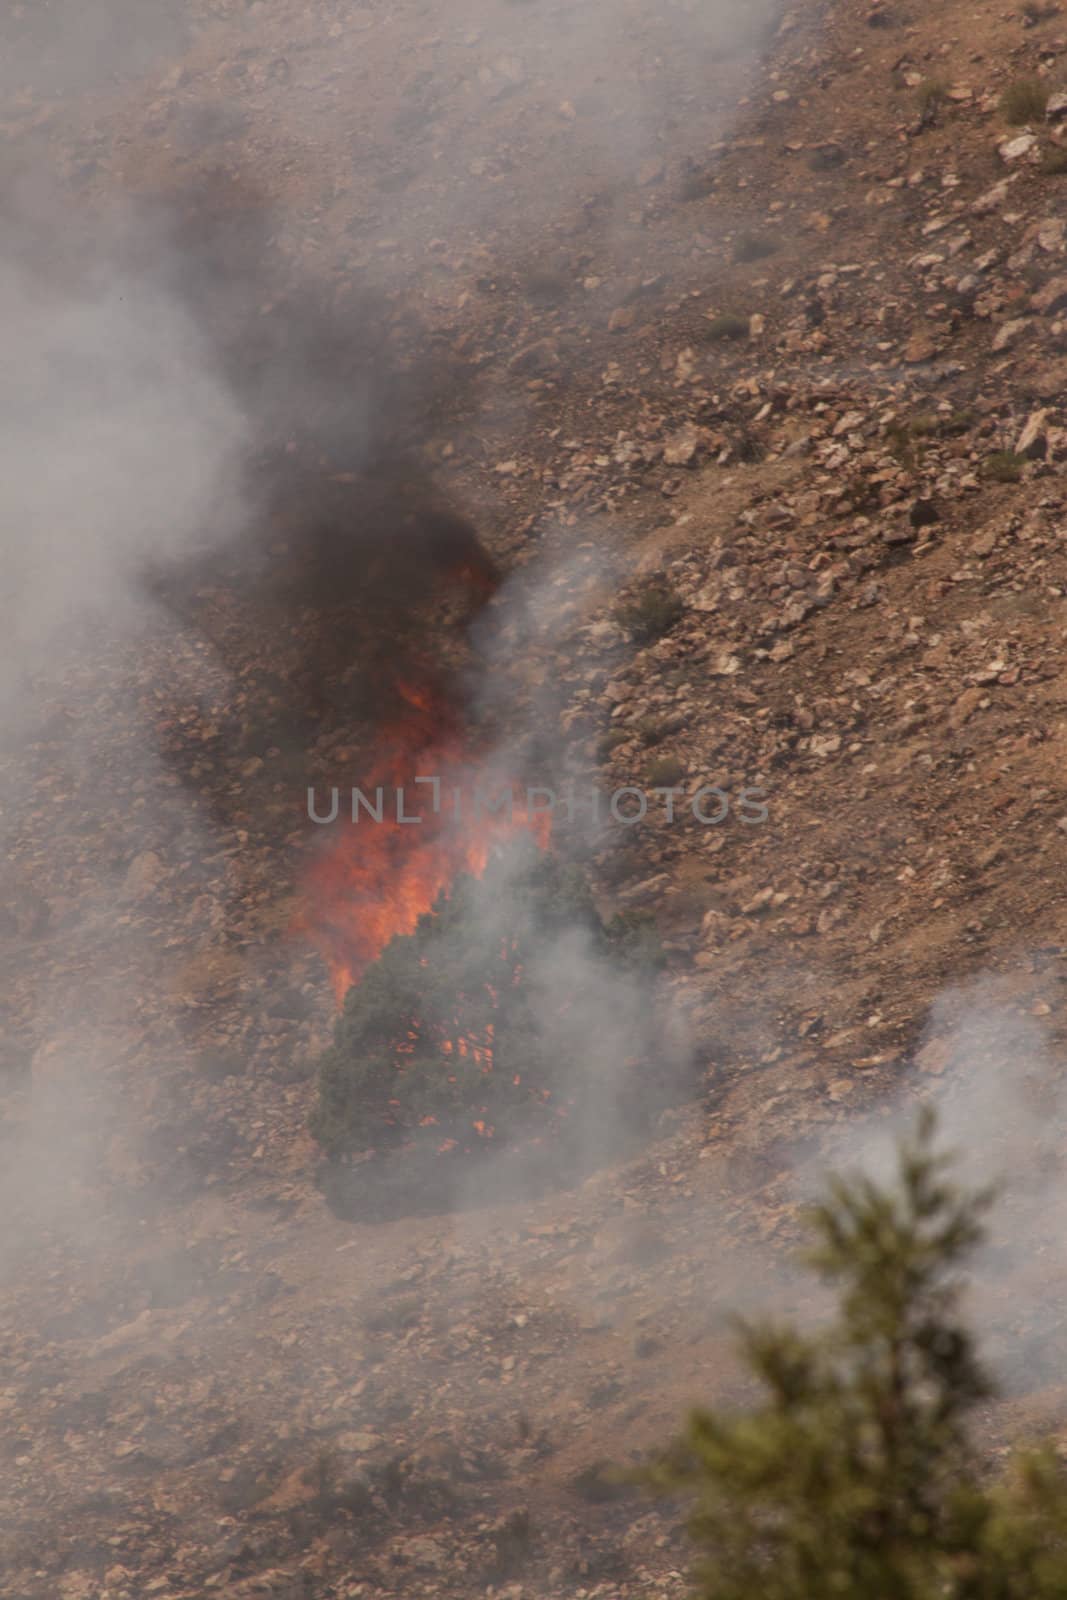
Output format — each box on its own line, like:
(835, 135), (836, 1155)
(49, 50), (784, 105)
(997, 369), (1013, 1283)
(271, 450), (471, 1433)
(648, 1108), (1067, 1599)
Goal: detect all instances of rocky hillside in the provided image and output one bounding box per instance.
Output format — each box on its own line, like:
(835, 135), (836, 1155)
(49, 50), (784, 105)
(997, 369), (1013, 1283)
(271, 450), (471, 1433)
(5, 0), (1067, 1597)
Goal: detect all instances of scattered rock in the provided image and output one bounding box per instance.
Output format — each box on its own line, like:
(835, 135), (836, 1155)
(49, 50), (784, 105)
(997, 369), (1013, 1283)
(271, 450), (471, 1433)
(662, 424), (703, 466)
(992, 317), (1030, 351)
(998, 132), (1038, 164)
(902, 329), (939, 363)
(972, 177), (1014, 214)
(1015, 408), (1050, 459)
(507, 338), (559, 374)
(1031, 276), (1067, 316)
(123, 850), (166, 899)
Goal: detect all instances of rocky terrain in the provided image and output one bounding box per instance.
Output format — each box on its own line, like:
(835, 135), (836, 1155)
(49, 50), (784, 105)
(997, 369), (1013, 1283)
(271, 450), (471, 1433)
(6, 0), (1067, 1596)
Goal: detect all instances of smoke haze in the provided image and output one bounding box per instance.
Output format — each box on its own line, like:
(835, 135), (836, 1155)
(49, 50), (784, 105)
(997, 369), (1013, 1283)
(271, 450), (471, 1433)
(12, 4), (1034, 1599)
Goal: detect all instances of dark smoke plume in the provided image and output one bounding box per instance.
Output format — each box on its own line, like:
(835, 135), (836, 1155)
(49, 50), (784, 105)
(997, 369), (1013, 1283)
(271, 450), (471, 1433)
(132, 177), (500, 778)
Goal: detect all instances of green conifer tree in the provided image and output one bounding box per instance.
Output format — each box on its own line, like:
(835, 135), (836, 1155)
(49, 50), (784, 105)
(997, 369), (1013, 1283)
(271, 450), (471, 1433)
(649, 1108), (1067, 1599)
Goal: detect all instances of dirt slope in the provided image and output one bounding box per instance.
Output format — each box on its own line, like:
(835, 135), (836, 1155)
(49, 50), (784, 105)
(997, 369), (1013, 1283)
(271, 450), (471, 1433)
(6, 0), (1067, 1596)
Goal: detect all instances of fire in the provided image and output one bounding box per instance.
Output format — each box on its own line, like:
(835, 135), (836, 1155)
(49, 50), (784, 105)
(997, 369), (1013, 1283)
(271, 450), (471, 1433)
(297, 670), (551, 1006)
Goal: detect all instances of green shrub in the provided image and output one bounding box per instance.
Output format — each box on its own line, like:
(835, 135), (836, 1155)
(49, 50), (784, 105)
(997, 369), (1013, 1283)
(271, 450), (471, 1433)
(614, 580), (685, 643)
(596, 726), (631, 762)
(647, 753), (687, 788)
(644, 1110), (1067, 1599)
(703, 312), (750, 342)
(885, 410), (977, 468)
(935, 407), (978, 437)
(886, 420), (920, 469)
(636, 716), (668, 746)
(733, 232), (778, 264)
(983, 450), (1025, 483)
(915, 76), (950, 118)
(1000, 76), (1049, 124)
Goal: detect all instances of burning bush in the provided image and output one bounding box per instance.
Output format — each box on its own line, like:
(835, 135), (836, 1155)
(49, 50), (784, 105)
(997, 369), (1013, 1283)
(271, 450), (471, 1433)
(310, 842), (687, 1213)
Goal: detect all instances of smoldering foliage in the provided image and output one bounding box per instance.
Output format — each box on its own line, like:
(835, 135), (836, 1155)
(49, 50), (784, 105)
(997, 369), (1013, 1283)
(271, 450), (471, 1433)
(0, 0), (783, 1246)
(315, 840), (693, 1221)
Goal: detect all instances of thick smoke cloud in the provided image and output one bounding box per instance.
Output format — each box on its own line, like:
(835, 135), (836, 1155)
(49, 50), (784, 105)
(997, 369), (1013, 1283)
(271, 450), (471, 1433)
(0, 188), (248, 712)
(3, 1), (193, 95)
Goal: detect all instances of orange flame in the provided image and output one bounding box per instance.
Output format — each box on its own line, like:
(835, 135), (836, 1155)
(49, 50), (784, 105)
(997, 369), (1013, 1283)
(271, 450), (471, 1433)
(297, 670), (551, 1005)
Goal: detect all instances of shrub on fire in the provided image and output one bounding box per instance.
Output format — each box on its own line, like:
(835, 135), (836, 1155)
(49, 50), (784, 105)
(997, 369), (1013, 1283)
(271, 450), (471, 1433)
(309, 842), (677, 1165)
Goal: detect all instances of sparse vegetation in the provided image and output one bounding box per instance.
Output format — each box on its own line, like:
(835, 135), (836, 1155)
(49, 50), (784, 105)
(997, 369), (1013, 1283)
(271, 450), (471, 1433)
(645, 1110), (1067, 1599)
(733, 232), (778, 264)
(362, 1295), (422, 1334)
(647, 753), (687, 788)
(1000, 76), (1050, 124)
(983, 450), (1026, 483)
(915, 76), (950, 120)
(916, 76), (949, 109)
(635, 715), (668, 746)
(885, 410), (977, 469)
(374, 1452), (459, 1517)
(570, 1459), (631, 1504)
(678, 165), (718, 201)
(614, 579), (685, 643)
(807, 143), (846, 171)
(841, 470), (883, 514)
(307, 1445), (374, 1518)
(886, 420), (921, 469)
(732, 426), (766, 464)
(935, 408), (979, 437)
(1022, 0), (1060, 22)
(488, 1509), (535, 1577)
(702, 311), (750, 342)
(596, 725), (631, 762)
